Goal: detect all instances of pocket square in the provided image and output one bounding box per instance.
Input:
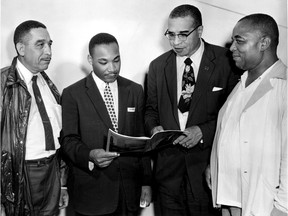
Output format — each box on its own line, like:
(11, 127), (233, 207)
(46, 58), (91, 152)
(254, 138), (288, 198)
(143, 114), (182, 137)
(127, 107), (135, 112)
(212, 87), (223, 92)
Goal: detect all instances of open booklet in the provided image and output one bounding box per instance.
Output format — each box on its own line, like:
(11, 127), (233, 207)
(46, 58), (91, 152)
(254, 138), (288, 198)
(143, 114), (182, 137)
(106, 128), (185, 153)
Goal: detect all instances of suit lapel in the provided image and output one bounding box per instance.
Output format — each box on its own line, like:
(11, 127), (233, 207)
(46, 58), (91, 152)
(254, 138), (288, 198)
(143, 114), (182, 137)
(188, 42), (215, 118)
(117, 77), (128, 133)
(164, 52), (180, 127)
(244, 60), (286, 110)
(244, 79), (272, 110)
(85, 74), (113, 130)
(219, 61), (286, 124)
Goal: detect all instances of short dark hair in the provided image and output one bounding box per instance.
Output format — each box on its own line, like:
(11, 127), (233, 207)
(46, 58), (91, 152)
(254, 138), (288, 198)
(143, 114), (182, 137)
(88, 33), (118, 56)
(169, 4), (202, 27)
(239, 13), (279, 48)
(13, 20), (46, 46)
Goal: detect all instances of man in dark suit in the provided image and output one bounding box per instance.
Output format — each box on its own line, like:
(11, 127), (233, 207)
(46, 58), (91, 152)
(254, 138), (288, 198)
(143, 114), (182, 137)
(145, 4), (240, 216)
(61, 33), (152, 216)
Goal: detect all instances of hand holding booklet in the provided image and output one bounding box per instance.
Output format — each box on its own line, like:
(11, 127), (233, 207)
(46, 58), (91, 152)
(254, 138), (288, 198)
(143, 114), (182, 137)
(106, 129), (185, 153)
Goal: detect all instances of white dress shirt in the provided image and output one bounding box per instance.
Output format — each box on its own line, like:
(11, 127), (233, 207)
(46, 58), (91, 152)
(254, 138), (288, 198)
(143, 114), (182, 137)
(16, 59), (61, 160)
(92, 72), (119, 120)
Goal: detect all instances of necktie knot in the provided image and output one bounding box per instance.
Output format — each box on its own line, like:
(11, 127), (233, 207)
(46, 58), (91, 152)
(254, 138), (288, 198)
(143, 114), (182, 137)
(32, 75), (38, 82)
(184, 58), (192, 66)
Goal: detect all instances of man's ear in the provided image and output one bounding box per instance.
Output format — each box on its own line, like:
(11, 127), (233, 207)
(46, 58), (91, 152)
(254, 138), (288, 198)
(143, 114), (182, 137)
(197, 25), (203, 38)
(87, 54), (92, 65)
(259, 37), (271, 51)
(16, 42), (25, 56)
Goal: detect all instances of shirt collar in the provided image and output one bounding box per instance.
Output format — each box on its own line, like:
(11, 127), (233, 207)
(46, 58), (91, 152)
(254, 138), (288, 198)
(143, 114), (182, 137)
(16, 59), (34, 85)
(240, 60), (277, 87)
(16, 58), (44, 85)
(177, 39), (204, 66)
(91, 71), (118, 92)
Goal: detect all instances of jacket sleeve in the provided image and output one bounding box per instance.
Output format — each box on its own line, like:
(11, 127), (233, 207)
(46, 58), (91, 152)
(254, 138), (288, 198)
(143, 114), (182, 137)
(135, 85), (152, 185)
(60, 88), (92, 172)
(145, 61), (160, 135)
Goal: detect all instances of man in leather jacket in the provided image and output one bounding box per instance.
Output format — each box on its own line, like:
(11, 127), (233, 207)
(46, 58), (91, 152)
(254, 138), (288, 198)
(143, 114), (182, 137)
(1, 20), (68, 216)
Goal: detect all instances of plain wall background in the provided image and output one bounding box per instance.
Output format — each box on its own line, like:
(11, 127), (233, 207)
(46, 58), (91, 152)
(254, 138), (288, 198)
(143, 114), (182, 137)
(1, 0), (287, 216)
(1, 0), (287, 93)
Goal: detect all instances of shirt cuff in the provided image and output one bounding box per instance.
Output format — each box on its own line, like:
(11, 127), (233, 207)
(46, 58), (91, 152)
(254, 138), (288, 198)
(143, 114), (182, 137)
(88, 161), (94, 171)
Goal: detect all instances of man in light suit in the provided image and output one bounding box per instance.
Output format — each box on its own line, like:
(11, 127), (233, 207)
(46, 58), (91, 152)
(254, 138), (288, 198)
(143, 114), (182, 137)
(207, 13), (287, 216)
(61, 33), (152, 216)
(145, 4), (239, 216)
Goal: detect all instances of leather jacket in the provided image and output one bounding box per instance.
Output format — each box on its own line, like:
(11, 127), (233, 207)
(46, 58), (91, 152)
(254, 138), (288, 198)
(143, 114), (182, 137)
(1, 57), (61, 215)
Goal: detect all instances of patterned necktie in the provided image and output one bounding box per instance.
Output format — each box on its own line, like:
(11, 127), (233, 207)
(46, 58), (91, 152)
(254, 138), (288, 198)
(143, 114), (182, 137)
(32, 75), (55, 150)
(104, 83), (118, 132)
(178, 58), (195, 113)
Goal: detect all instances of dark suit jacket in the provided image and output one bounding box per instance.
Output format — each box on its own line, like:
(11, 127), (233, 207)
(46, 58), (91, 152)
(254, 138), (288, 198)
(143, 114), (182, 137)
(61, 73), (152, 215)
(145, 41), (239, 199)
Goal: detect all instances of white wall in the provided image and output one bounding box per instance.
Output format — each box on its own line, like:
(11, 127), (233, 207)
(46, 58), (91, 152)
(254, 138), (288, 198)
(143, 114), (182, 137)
(1, 0), (287, 93)
(1, 0), (287, 216)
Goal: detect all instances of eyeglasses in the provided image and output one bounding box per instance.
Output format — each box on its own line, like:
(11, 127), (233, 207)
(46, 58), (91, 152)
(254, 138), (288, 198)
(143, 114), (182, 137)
(164, 25), (201, 41)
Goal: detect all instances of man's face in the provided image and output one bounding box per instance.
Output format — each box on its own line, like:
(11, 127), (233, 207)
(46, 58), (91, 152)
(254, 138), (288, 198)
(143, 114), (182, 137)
(88, 42), (121, 83)
(167, 16), (202, 57)
(18, 28), (52, 74)
(230, 21), (264, 71)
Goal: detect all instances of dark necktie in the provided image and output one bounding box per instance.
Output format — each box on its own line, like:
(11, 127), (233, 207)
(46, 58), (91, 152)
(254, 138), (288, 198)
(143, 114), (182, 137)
(104, 83), (118, 132)
(32, 75), (55, 150)
(178, 58), (195, 113)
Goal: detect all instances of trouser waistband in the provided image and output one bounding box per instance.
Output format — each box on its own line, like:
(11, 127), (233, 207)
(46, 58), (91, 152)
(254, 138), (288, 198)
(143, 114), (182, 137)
(25, 154), (55, 166)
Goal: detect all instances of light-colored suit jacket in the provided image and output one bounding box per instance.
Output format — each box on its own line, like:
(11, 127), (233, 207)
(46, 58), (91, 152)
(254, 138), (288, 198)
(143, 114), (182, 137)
(210, 60), (287, 216)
